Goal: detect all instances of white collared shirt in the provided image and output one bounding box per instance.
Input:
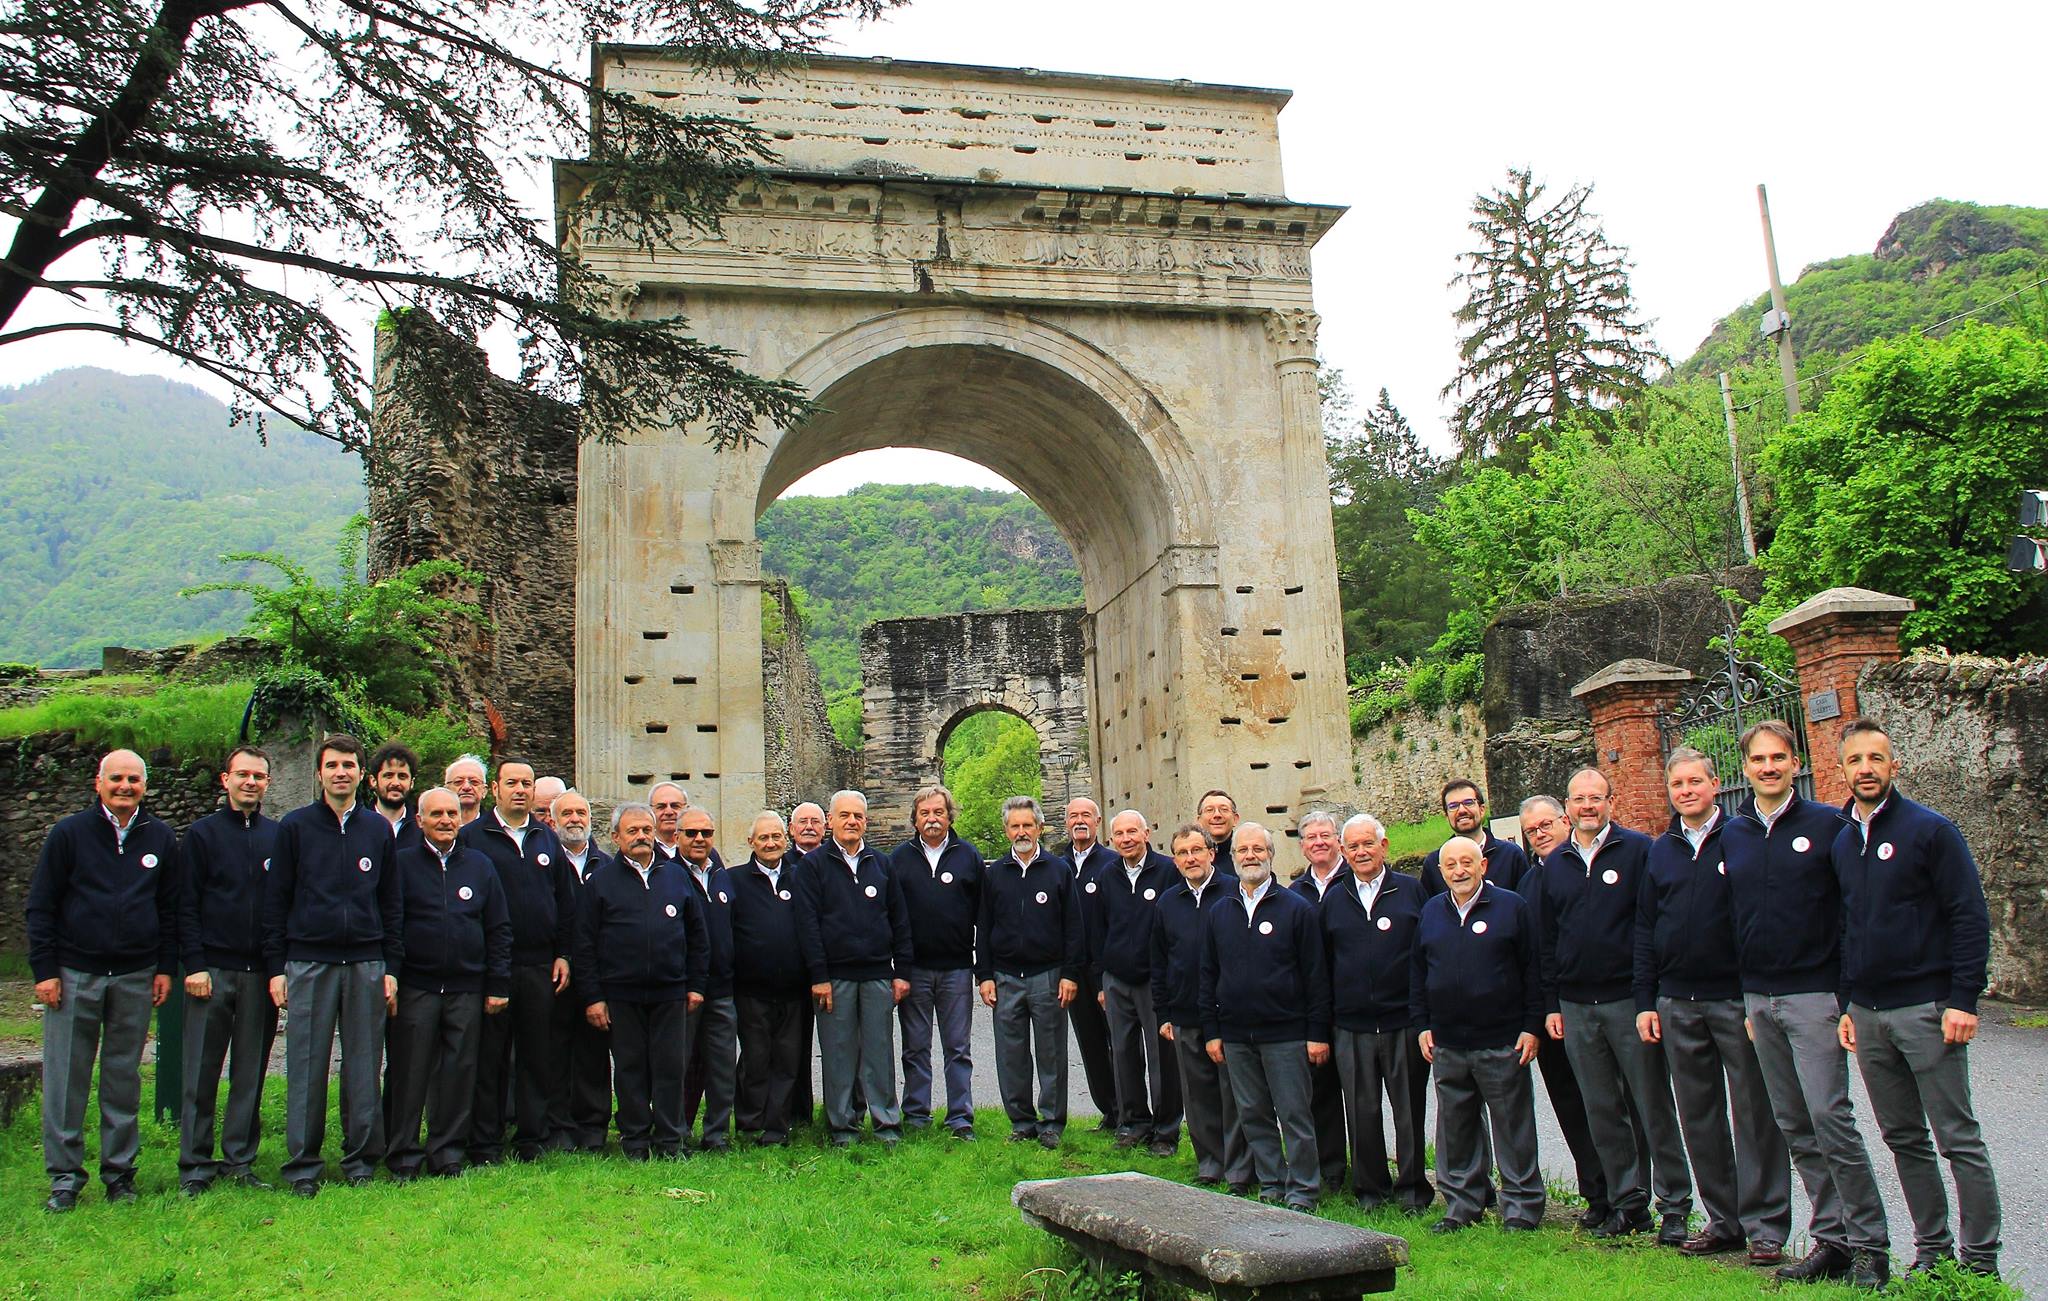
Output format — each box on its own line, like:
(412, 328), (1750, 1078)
(1240, 875), (1274, 923)
(429, 839), (455, 871)
(630, 857), (653, 888)
(564, 845), (591, 882)
(1681, 808), (1721, 856)
(101, 803), (136, 851)
(1013, 845), (1041, 871)
(1308, 864), (1341, 898)
(1354, 868), (1385, 915)
(1123, 858), (1146, 889)
(1754, 795), (1792, 834)
(922, 839), (946, 874)
(689, 862), (711, 895)
(1854, 793), (1891, 848)
(757, 859), (783, 891)
(839, 842), (865, 877)
(1187, 870), (1216, 905)
(1453, 884), (1484, 924)
(1575, 822), (1613, 873)
(496, 808), (529, 854)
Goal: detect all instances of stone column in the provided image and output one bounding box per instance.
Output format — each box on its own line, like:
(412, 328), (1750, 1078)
(1570, 659), (1693, 835)
(1767, 587), (1914, 806)
(710, 539), (768, 826)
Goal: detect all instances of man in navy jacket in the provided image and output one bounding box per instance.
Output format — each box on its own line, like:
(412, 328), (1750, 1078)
(1060, 795), (1120, 1131)
(1412, 836), (1544, 1232)
(976, 796), (1084, 1147)
(176, 744), (280, 1195)
(677, 807), (738, 1151)
(1322, 812), (1430, 1212)
(1151, 823), (1248, 1189)
(28, 748), (178, 1212)
(1723, 719), (1889, 1285)
(1834, 719), (2002, 1280)
(889, 785), (984, 1139)
(550, 788), (613, 1151)
(384, 787), (512, 1179)
(1289, 810), (1349, 1198)
(1095, 809), (1182, 1156)
(1635, 749), (1792, 1261)
(1200, 823), (1331, 1212)
(729, 811), (808, 1146)
(264, 733), (403, 1195)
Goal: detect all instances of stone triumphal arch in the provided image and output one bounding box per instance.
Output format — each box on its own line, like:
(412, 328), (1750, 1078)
(566, 50), (1356, 837)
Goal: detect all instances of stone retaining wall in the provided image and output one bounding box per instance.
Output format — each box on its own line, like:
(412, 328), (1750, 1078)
(1348, 701), (1484, 825)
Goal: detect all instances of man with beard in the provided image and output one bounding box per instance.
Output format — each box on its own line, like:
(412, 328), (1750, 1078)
(1096, 809), (1181, 1157)
(977, 797), (1083, 1148)
(889, 785), (983, 1140)
(1061, 796), (1119, 1130)
(729, 811), (808, 1146)
(367, 742), (419, 848)
(1151, 824), (1250, 1191)
(550, 789), (613, 1151)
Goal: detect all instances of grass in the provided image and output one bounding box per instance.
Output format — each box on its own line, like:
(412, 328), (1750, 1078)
(0, 1078), (1970, 1301)
(1385, 814), (1452, 863)
(2013, 1012), (2048, 1030)
(0, 678), (254, 755)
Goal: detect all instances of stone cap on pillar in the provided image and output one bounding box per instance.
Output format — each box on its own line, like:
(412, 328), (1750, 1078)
(1570, 658), (1693, 701)
(1767, 586), (1915, 636)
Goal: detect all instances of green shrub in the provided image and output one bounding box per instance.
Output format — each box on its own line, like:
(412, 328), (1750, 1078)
(1442, 652), (1485, 704)
(1405, 661), (1446, 711)
(0, 679), (254, 759)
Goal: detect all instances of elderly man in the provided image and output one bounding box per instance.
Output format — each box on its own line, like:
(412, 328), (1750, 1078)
(1201, 823), (1331, 1211)
(795, 789), (913, 1147)
(1534, 768), (1693, 1243)
(787, 799), (828, 1126)
(1094, 809), (1182, 1156)
(1835, 719), (2001, 1284)
(444, 754), (487, 826)
(531, 777), (567, 829)
(976, 796), (1083, 1148)
(1637, 749), (1793, 1261)
(677, 807), (738, 1152)
(1151, 824), (1249, 1190)
(888, 785), (984, 1140)
(1196, 790), (1240, 876)
(1289, 809), (1349, 1196)
(1321, 813), (1431, 1213)
(385, 788), (511, 1180)
(549, 788), (613, 1152)
(789, 802), (827, 856)
(1413, 836), (1545, 1233)
(265, 734), (402, 1196)
(1061, 795), (1120, 1131)
(574, 803), (707, 1160)
(460, 757), (573, 1163)
(28, 749), (178, 1211)
(729, 811), (808, 1146)
(176, 745), (280, 1197)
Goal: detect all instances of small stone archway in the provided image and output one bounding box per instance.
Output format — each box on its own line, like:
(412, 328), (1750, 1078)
(859, 608), (1093, 842)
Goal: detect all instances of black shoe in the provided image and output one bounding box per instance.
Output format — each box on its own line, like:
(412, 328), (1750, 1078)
(1656, 1212), (1690, 1247)
(1592, 1208), (1652, 1239)
(1284, 1199), (1316, 1214)
(1193, 1175), (1222, 1188)
(948, 1128), (976, 1143)
(105, 1179), (140, 1205)
(291, 1180), (320, 1199)
(232, 1173), (272, 1191)
(1577, 1204), (1611, 1231)
(1037, 1131), (1061, 1150)
(1147, 1137), (1176, 1158)
(1847, 1249), (1888, 1290)
(43, 1189), (78, 1214)
(1502, 1221), (1540, 1233)
(1258, 1192), (1287, 1207)
(1961, 1259), (2001, 1280)
(1904, 1254), (1952, 1278)
(1353, 1195), (1386, 1214)
(1112, 1132), (1141, 1150)
(1775, 1242), (1851, 1282)
(1431, 1217), (1474, 1235)
(1006, 1131), (1037, 1144)
(1094, 1117), (1117, 1134)
(1227, 1182), (1253, 1197)
(180, 1180), (211, 1199)
(698, 1140), (731, 1154)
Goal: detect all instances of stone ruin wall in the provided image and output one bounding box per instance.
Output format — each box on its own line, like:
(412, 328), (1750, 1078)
(761, 581), (862, 812)
(1348, 701), (1485, 827)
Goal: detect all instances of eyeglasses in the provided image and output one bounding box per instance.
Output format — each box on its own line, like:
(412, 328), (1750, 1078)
(680, 828), (716, 839)
(1445, 798), (1482, 812)
(1524, 817), (1564, 836)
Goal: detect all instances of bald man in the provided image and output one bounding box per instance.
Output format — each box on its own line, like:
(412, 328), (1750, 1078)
(28, 750), (179, 1211)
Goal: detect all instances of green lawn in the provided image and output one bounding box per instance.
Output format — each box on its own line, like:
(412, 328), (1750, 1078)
(1, 1080), (1972, 1301)
(1385, 814), (1452, 863)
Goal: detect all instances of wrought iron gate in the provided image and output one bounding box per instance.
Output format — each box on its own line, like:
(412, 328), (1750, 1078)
(1659, 644), (1813, 816)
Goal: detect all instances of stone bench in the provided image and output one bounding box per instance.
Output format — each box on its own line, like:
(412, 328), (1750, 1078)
(0, 1051), (40, 1129)
(1014, 1172), (1407, 1299)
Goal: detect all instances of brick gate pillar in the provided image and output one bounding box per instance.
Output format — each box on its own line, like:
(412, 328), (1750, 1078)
(1767, 587), (1914, 806)
(1571, 659), (1694, 835)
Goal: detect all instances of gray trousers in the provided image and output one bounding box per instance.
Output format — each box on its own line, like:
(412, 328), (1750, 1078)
(178, 968), (278, 1184)
(684, 995), (738, 1145)
(282, 959), (387, 1184)
(1103, 971), (1181, 1140)
(900, 967), (975, 1131)
(1747, 992), (1888, 1252)
(1560, 998), (1693, 1217)
(42, 968), (153, 1194)
(1224, 1039), (1319, 1206)
(817, 978), (900, 1139)
(1850, 1002), (2003, 1267)
(1433, 1042), (1544, 1227)
(1173, 1029), (1252, 1185)
(384, 987), (484, 1175)
(993, 970), (1067, 1136)
(1661, 997), (1791, 1243)
(1334, 1027), (1431, 1207)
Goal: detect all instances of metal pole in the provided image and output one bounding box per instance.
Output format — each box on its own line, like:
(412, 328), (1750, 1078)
(1757, 184), (1802, 417)
(1721, 372), (1757, 560)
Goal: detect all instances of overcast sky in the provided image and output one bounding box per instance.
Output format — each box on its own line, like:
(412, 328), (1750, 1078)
(12, 0), (2044, 497)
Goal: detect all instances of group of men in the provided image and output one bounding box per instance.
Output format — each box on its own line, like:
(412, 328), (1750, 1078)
(25, 717), (2002, 1289)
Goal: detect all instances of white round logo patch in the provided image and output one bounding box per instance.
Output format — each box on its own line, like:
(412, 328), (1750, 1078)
(1472, 920), (1489, 935)
(1258, 921), (1274, 936)
(458, 886), (473, 901)
(1376, 916), (1392, 932)
(864, 884), (878, 899)
(941, 872), (954, 884)
(1085, 881), (1097, 894)
(141, 853), (158, 869)
(1792, 836), (1812, 853)
(1718, 863), (1727, 875)
(537, 853), (551, 867)
(1878, 842), (1895, 861)
(1143, 888), (1157, 901)
(778, 889), (792, 901)
(358, 856), (373, 873)
(1035, 891), (1049, 905)
(664, 903), (678, 917)
(1601, 869), (1620, 885)
(717, 891), (728, 904)
(262, 858), (272, 872)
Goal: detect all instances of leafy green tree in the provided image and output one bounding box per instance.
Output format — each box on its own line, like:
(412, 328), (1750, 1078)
(1444, 167), (1666, 458)
(943, 710), (1044, 856)
(1760, 322), (2048, 653)
(1, 0), (895, 453)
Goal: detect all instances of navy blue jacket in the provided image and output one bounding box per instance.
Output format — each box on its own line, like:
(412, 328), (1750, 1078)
(725, 858), (808, 998)
(562, 843), (613, 889)
(457, 811), (573, 969)
(1063, 842), (1117, 886)
(1531, 823), (1654, 1012)
(678, 855), (736, 1000)
(263, 800), (403, 978)
(177, 806), (276, 973)
(394, 841), (512, 996)
(381, 808), (422, 852)
(793, 842), (913, 984)
(1321, 870), (1424, 1033)
(1834, 793), (1991, 1014)
(1634, 813), (1741, 1011)
(1421, 831), (1532, 897)
(888, 834), (984, 971)
(27, 802), (182, 981)
(1722, 795), (1848, 998)
(1411, 882), (1543, 1051)
(1148, 869), (1236, 1031)
(1199, 882), (1332, 1045)
(1291, 866), (1346, 904)
(1088, 850), (1178, 983)
(976, 850), (1085, 981)
(572, 856), (709, 1005)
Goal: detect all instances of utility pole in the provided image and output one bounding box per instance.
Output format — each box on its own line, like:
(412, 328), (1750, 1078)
(1720, 372), (1757, 560)
(1757, 183), (1801, 417)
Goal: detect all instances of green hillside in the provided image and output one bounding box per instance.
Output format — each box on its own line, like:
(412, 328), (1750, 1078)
(1677, 199), (2048, 377)
(0, 369), (367, 666)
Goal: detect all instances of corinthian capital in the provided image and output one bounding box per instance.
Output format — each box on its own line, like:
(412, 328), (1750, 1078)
(1263, 308), (1321, 356)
